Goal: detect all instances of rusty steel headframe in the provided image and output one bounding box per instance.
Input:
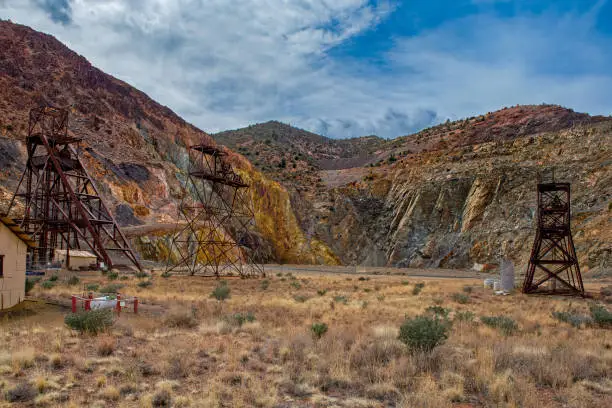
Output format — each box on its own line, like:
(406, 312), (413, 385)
(522, 181), (584, 296)
(164, 142), (264, 278)
(5, 106), (142, 271)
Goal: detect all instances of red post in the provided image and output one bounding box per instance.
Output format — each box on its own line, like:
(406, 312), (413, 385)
(134, 297), (138, 314)
(85, 293), (92, 311)
(116, 294), (121, 316)
(71, 295), (77, 313)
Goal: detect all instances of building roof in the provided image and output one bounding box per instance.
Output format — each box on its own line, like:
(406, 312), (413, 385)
(55, 249), (97, 258)
(0, 217), (36, 248)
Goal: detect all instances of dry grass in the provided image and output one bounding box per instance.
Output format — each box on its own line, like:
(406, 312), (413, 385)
(1, 269), (610, 407)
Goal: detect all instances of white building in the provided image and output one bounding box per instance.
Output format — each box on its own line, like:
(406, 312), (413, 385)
(0, 217), (35, 310)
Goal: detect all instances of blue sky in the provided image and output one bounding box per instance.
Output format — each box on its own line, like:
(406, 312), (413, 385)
(1, 1), (611, 138)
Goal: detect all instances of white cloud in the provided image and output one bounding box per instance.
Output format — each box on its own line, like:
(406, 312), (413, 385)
(1, 0), (611, 138)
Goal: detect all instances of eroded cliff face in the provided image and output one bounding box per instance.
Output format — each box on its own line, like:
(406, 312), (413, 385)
(312, 123), (611, 273)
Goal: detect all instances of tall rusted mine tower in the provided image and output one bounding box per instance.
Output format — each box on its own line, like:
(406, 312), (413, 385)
(523, 180), (584, 296)
(164, 141), (264, 278)
(4, 106), (141, 271)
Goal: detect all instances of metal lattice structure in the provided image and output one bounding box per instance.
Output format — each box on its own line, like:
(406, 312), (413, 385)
(4, 106), (141, 271)
(523, 182), (584, 296)
(164, 142), (264, 278)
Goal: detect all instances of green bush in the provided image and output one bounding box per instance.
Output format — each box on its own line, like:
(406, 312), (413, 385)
(135, 271), (148, 279)
(99, 283), (124, 293)
(86, 283), (100, 292)
(67, 275), (80, 286)
(451, 293), (470, 304)
(462, 285), (473, 293)
(412, 282), (425, 295)
(398, 316), (449, 352)
(590, 304), (612, 327)
(552, 311), (591, 328)
(425, 305), (451, 319)
(120, 275), (129, 281)
(454, 311), (475, 322)
(107, 271), (119, 280)
(226, 312), (256, 327)
(260, 279), (270, 290)
(65, 309), (114, 334)
(334, 295), (348, 304)
(25, 278), (38, 294)
(293, 294), (309, 303)
(401, 281), (410, 286)
(137, 280), (152, 288)
(161, 271), (171, 278)
(317, 289), (327, 296)
(481, 316), (518, 335)
(290, 281), (301, 289)
(41, 280), (55, 290)
(211, 281), (230, 301)
(49, 275), (59, 282)
(311, 322), (328, 339)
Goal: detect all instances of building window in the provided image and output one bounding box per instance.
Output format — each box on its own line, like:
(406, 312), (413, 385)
(0, 255), (4, 278)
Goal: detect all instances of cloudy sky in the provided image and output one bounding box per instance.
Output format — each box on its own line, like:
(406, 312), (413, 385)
(1, 1), (611, 138)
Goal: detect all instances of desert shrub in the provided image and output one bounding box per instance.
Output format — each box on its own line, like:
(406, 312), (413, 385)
(226, 312), (256, 327)
(481, 316), (518, 335)
(425, 305), (451, 319)
(311, 322), (328, 339)
(398, 316), (449, 352)
(86, 283), (100, 292)
(135, 271), (148, 279)
(99, 283), (124, 293)
(551, 311), (591, 328)
(49, 275), (59, 282)
(5, 382), (36, 403)
(412, 282), (425, 295)
(463, 285), (474, 293)
(358, 276), (369, 281)
(161, 271), (171, 278)
(137, 280), (152, 288)
(260, 279), (270, 290)
(377, 294), (385, 302)
(590, 304), (612, 327)
(276, 272), (282, 277)
(290, 281), (301, 289)
(67, 275), (80, 286)
(401, 280), (410, 286)
(152, 389), (172, 407)
(293, 295), (309, 303)
(97, 335), (116, 356)
(334, 295), (348, 304)
(41, 280), (55, 289)
(25, 277), (38, 294)
(65, 309), (114, 334)
(164, 309), (198, 329)
(120, 275), (129, 281)
(454, 311), (475, 322)
(107, 271), (119, 280)
(317, 289), (327, 296)
(211, 281), (230, 301)
(452, 293), (470, 304)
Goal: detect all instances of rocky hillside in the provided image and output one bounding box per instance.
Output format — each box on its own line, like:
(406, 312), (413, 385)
(217, 106), (612, 275)
(0, 20), (338, 265)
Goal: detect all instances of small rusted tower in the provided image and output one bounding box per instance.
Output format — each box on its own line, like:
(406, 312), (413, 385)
(522, 180), (583, 295)
(164, 141), (263, 277)
(5, 106), (141, 270)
